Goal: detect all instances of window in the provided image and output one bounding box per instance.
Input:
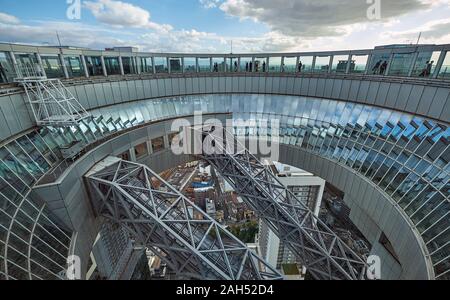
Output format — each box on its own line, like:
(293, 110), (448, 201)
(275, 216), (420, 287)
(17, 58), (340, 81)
(0, 52), (15, 83)
(314, 56), (331, 73)
(104, 56), (121, 75)
(269, 57), (282, 72)
(240, 57), (253, 72)
(151, 137), (165, 153)
(212, 57), (225, 72)
(183, 57), (196, 73)
(368, 53), (390, 75)
(298, 56), (313, 72)
(438, 51), (450, 79)
(283, 57), (297, 72)
(154, 57), (168, 73)
(350, 55), (369, 74)
(140, 57), (153, 73)
(41, 54), (64, 78)
(169, 58), (182, 73)
(411, 51), (440, 77)
(227, 57), (239, 72)
(85, 56), (103, 76)
(134, 142), (148, 159)
(255, 57), (267, 72)
(64, 56), (84, 77)
(331, 55), (350, 73)
(122, 57), (136, 74)
(389, 53), (414, 76)
(198, 57), (211, 72)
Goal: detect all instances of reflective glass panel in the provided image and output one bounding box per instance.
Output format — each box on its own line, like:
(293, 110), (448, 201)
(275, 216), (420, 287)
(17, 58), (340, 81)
(331, 55), (350, 73)
(169, 57), (182, 73)
(41, 55), (64, 78)
(140, 57), (153, 73)
(298, 56), (313, 72)
(85, 56), (103, 76)
(198, 57), (211, 72)
(154, 57), (168, 73)
(103, 56), (121, 75)
(184, 57), (196, 73)
(283, 57), (297, 72)
(240, 57), (253, 72)
(212, 57), (225, 72)
(411, 51), (441, 77)
(269, 57), (282, 72)
(64, 56), (84, 78)
(255, 57), (267, 72)
(438, 51), (450, 79)
(314, 56), (330, 72)
(351, 55), (369, 73)
(0, 52), (15, 83)
(389, 53), (414, 76)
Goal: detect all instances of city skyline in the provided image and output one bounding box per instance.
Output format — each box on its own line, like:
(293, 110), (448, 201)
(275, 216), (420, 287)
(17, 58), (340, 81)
(0, 0), (450, 53)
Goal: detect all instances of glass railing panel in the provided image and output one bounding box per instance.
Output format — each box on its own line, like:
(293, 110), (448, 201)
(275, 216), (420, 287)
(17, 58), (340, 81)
(411, 51), (441, 78)
(140, 57), (153, 74)
(240, 57), (253, 72)
(331, 55), (350, 73)
(40, 54), (64, 78)
(212, 57), (225, 72)
(64, 56), (84, 78)
(103, 56), (121, 75)
(169, 57), (182, 73)
(154, 57), (168, 73)
(183, 57), (196, 73)
(283, 57), (297, 72)
(368, 53), (390, 75)
(314, 56), (330, 73)
(198, 57), (211, 72)
(299, 56), (313, 73)
(254, 57), (267, 72)
(438, 51), (450, 79)
(350, 55), (369, 74)
(269, 57), (282, 72)
(389, 53), (415, 76)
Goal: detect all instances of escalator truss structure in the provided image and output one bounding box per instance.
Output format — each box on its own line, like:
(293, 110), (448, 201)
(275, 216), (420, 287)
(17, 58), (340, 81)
(192, 126), (369, 280)
(85, 156), (283, 280)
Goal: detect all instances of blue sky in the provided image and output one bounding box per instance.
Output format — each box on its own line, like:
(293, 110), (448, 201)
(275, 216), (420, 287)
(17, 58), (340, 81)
(0, 0), (449, 53)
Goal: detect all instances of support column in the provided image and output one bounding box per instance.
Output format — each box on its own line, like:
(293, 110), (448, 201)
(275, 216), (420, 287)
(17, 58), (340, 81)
(136, 56), (141, 75)
(118, 56), (125, 75)
(346, 55), (352, 74)
(432, 51), (446, 79)
(81, 55), (89, 78)
(101, 56), (108, 76)
(59, 53), (69, 79)
(36, 53), (47, 78)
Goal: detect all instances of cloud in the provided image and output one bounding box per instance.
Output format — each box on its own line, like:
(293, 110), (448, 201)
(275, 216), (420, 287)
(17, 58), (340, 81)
(84, 0), (172, 32)
(219, 0), (434, 37)
(199, 0), (222, 9)
(385, 17), (450, 42)
(0, 12), (21, 25)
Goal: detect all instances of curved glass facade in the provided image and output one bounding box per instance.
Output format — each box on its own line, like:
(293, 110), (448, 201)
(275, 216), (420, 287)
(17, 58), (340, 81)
(0, 94), (448, 280)
(0, 130), (72, 280)
(88, 94), (449, 279)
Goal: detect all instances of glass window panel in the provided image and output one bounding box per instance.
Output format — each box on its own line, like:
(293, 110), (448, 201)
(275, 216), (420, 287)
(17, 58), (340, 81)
(40, 55), (64, 78)
(298, 56), (313, 72)
(169, 57), (182, 73)
(103, 56), (121, 75)
(122, 57), (136, 74)
(85, 56), (103, 76)
(151, 137), (165, 153)
(0, 51), (15, 83)
(183, 57), (196, 73)
(269, 57), (282, 72)
(389, 53), (414, 76)
(283, 57), (297, 72)
(369, 53), (390, 75)
(64, 56), (84, 78)
(331, 55), (350, 73)
(351, 55), (369, 73)
(198, 57), (211, 72)
(255, 57), (267, 72)
(411, 51), (441, 77)
(438, 51), (450, 79)
(134, 142), (148, 159)
(140, 57), (153, 73)
(212, 57), (225, 72)
(154, 57), (168, 73)
(227, 57), (239, 72)
(240, 57), (253, 72)
(314, 56), (330, 72)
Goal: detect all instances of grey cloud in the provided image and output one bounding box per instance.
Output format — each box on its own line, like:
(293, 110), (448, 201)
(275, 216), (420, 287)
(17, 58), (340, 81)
(220, 0), (431, 37)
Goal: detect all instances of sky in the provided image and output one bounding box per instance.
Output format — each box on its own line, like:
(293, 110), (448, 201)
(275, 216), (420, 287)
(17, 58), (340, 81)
(0, 0), (449, 53)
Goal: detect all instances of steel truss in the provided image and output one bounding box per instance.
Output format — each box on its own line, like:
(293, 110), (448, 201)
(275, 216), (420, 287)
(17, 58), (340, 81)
(194, 127), (368, 280)
(15, 66), (90, 126)
(85, 156), (283, 280)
